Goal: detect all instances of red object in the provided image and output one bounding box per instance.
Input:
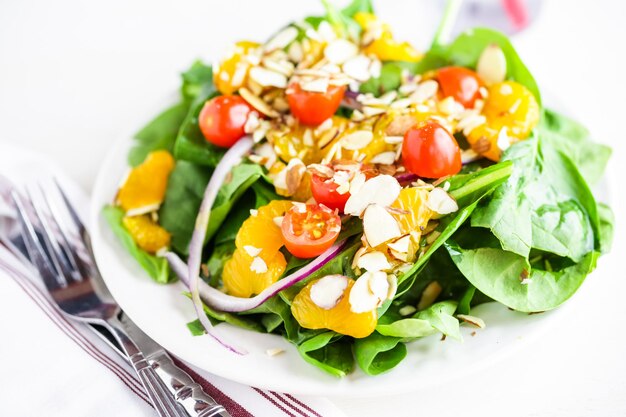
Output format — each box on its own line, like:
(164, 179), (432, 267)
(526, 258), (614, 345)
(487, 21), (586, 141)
(286, 82), (346, 126)
(437, 66), (483, 108)
(198, 95), (253, 148)
(502, 0), (529, 30)
(310, 173), (351, 213)
(281, 204), (341, 258)
(402, 120), (462, 179)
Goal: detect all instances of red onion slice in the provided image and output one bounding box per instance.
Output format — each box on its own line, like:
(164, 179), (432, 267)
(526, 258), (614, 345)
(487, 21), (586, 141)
(165, 238), (347, 312)
(186, 137), (254, 355)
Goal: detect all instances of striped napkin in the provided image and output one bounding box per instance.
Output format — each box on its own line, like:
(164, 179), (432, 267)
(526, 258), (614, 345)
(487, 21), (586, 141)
(0, 144), (344, 417)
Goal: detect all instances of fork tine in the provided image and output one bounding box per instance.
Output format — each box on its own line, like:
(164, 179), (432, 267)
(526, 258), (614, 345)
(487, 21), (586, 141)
(27, 187), (80, 285)
(11, 190), (65, 290)
(53, 178), (87, 237)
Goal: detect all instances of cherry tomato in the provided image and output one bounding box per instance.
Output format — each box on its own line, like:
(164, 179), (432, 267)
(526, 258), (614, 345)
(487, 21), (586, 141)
(402, 120), (462, 178)
(281, 203), (341, 258)
(310, 172), (351, 213)
(286, 82), (346, 126)
(198, 95), (253, 148)
(437, 66), (483, 108)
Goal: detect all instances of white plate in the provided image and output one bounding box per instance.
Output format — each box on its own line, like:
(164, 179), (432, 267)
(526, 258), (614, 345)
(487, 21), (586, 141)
(90, 116), (572, 398)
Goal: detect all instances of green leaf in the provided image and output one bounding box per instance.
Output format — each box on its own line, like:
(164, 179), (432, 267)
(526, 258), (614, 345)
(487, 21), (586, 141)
(173, 71), (224, 167)
(128, 102), (189, 167)
(181, 61), (214, 102)
(159, 161), (212, 254)
(354, 332), (407, 375)
(471, 136), (599, 261)
(320, 0), (361, 41)
(341, 0), (374, 17)
(539, 109), (612, 185)
(597, 202), (614, 254)
(297, 332), (354, 377)
(206, 241), (235, 286)
(414, 301), (461, 341)
(376, 318), (435, 338)
(184, 293), (265, 332)
(447, 241), (599, 313)
(457, 286), (476, 315)
(102, 206), (173, 284)
(207, 163), (265, 241)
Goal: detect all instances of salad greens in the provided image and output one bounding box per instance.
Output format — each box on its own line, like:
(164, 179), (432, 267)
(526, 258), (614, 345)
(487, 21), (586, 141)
(105, 0), (613, 377)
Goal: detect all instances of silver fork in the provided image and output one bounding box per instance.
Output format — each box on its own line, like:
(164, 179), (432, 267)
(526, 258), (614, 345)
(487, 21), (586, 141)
(12, 186), (188, 417)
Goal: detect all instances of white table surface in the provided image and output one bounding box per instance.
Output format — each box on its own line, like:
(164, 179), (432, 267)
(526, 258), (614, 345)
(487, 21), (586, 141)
(1, 0), (625, 415)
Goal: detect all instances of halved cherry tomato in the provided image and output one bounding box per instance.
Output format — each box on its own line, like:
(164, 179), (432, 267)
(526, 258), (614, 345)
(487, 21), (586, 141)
(402, 120), (462, 178)
(198, 95), (253, 148)
(286, 82), (346, 126)
(310, 173), (351, 213)
(437, 66), (483, 108)
(281, 203), (341, 258)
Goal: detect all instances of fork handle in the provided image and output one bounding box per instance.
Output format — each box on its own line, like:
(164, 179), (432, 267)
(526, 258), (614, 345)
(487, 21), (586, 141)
(148, 350), (231, 417)
(106, 321), (188, 417)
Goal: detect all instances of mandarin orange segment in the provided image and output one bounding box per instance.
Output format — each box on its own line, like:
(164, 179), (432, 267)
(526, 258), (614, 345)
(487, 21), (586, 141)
(122, 215), (171, 254)
(467, 81), (540, 161)
(214, 41), (259, 95)
(117, 150), (175, 212)
(223, 199), (293, 297)
(391, 187), (433, 249)
(222, 248), (287, 298)
(291, 278), (377, 338)
(235, 200), (293, 252)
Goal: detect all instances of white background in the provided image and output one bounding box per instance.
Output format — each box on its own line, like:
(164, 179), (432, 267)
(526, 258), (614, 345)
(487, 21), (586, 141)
(1, 0), (625, 415)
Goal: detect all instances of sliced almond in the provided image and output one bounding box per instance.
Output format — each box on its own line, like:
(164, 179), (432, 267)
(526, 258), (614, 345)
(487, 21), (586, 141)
(250, 256), (268, 274)
(341, 130), (373, 151)
(324, 39), (358, 64)
(243, 245), (262, 257)
(417, 281), (442, 310)
(399, 305), (417, 316)
(363, 204), (402, 247)
(266, 348), (285, 357)
(357, 251), (391, 272)
(351, 246), (368, 270)
(349, 271), (387, 313)
(264, 26), (299, 52)
(457, 314), (486, 329)
(125, 203), (161, 217)
(349, 171), (366, 195)
(287, 41), (303, 62)
(300, 77), (329, 93)
(497, 127), (511, 151)
(477, 44), (507, 85)
(249, 209), (258, 217)
(384, 135), (404, 145)
(342, 55), (372, 82)
(387, 235), (411, 253)
(244, 111), (261, 134)
(427, 188), (459, 215)
(307, 163), (334, 178)
(438, 96), (465, 116)
(385, 114), (417, 137)
(310, 275), (349, 310)
(239, 88), (279, 118)
(249, 67), (288, 88)
(368, 271), (390, 300)
(386, 274), (398, 300)
(344, 174), (401, 216)
(370, 151), (396, 165)
(410, 80), (438, 103)
(273, 216), (284, 227)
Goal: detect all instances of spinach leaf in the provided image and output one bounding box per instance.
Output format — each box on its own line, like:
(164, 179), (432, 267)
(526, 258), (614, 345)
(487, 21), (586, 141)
(353, 332), (407, 375)
(471, 136), (598, 261)
(397, 161), (512, 289)
(173, 67), (225, 167)
(446, 240), (599, 313)
(102, 206), (173, 284)
(341, 0), (373, 17)
(360, 62), (410, 96)
(320, 0), (361, 41)
(597, 202), (614, 254)
(181, 61), (214, 102)
(297, 332), (354, 377)
(159, 161), (212, 254)
(207, 163), (265, 241)
(206, 241), (235, 286)
(539, 109), (611, 185)
(377, 301), (460, 340)
(128, 102), (189, 167)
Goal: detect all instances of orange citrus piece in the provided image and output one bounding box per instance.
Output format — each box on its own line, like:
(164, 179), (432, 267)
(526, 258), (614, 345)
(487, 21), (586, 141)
(390, 187), (433, 260)
(223, 199), (293, 297)
(122, 215), (171, 254)
(214, 41), (259, 96)
(222, 248), (287, 298)
(291, 278), (377, 338)
(117, 150), (175, 212)
(468, 81), (540, 161)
